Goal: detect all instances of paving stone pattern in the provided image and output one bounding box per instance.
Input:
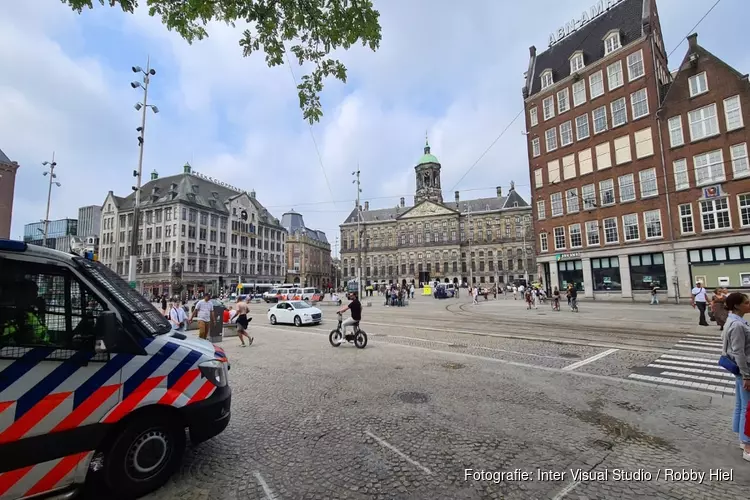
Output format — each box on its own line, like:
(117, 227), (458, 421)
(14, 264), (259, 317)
(140, 322), (750, 500)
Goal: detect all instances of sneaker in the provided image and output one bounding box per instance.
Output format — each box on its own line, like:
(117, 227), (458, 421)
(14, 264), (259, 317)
(247, 337), (254, 346)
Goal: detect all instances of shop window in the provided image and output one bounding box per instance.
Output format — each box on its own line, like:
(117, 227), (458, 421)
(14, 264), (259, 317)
(591, 257), (622, 291)
(558, 260), (584, 291)
(629, 253), (666, 291)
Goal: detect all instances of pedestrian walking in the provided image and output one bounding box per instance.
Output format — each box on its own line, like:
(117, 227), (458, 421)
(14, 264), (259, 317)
(711, 287), (730, 331)
(234, 298), (254, 347)
(190, 293), (215, 340)
(691, 281), (709, 326)
(512, 285), (518, 300)
(472, 286), (479, 305)
(720, 292), (750, 461)
(168, 300), (187, 331)
(650, 285), (659, 305)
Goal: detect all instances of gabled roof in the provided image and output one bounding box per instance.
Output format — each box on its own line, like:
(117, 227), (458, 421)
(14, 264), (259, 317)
(282, 210), (329, 244)
(111, 171), (283, 228)
(528, 0), (644, 97)
(661, 35), (750, 105)
(0, 148), (11, 164)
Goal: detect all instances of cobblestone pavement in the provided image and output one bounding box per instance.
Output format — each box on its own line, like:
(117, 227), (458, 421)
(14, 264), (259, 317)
(140, 300), (749, 500)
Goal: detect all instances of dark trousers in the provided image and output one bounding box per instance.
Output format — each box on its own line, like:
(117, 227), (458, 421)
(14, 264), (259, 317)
(696, 301), (708, 325)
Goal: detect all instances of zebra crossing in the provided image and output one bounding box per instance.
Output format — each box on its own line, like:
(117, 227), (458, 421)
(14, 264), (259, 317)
(629, 333), (736, 394)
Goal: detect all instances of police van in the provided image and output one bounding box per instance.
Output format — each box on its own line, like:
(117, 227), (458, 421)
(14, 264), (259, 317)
(0, 240), (232, 499)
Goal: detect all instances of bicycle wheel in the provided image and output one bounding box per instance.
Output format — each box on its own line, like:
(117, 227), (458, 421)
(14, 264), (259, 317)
(329, 329), (343, 347)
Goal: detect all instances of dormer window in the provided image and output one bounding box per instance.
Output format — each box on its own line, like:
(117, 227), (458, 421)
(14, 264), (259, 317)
(540, 69), (553, 89)
(604, 30), (621, 55)
(570, 51), (585, 73)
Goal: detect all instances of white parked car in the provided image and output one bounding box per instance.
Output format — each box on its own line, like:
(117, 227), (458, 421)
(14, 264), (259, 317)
(267, 300), (322, 327)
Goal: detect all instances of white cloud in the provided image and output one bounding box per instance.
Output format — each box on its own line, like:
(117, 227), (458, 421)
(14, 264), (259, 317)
(1, 0), (743, 245)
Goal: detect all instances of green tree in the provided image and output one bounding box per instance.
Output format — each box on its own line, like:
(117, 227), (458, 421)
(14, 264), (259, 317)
(64, 0), (381, 123)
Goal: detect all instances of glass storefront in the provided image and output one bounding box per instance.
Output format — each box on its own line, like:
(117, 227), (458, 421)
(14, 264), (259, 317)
(630, 253), (667, 290)
(558, 260), (584, 291)
(591, 257), (622, 291)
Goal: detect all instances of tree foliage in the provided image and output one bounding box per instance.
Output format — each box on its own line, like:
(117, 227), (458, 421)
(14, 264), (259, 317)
(64, 0), (382, 123)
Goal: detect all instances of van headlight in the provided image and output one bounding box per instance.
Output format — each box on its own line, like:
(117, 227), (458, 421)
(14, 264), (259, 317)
(199, 359), (228, 388)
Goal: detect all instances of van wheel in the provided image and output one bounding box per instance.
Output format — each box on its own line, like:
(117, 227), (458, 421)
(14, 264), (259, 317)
(103, 412), (185, 499)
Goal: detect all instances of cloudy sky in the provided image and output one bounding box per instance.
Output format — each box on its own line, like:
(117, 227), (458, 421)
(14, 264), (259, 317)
(1, 0), (746, 253)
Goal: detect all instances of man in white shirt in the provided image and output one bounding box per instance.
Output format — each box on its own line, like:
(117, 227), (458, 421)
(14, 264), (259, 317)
(190, 293), (216, 339)
(691, 281), (710, 326)
(169, 300), (187, 331)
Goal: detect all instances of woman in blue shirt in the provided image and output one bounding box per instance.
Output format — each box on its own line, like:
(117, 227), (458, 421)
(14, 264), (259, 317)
(723, 292), (750, 461)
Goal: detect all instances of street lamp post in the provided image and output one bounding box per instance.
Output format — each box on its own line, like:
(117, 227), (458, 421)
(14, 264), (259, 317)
(42, 153), (61, 248)
(465, 204), (473, 287)
(352, 167), (362, 298)
(127, 58), (159, 286)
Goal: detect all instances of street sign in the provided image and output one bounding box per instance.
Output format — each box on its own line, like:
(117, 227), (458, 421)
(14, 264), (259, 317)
(129, 281), (137, 289)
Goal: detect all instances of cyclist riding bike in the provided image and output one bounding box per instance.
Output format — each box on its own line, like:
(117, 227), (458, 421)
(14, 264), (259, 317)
(568, 284), (579, 311)
(338, 291), (362, 337)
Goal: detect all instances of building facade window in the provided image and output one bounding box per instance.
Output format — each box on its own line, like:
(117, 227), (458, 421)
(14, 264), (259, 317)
(560, 121), (573, 146)
(630, 253), (667, 291)
(674, 159), (690, 190)
(529, 107), (538, 127)
(553, 227), (566, 250)
(551, 192), (563, 216)
(603, 217), (618, 244)
(543, 96), (555, 120)
(644, 209), (663, 238)
(537, 200), (546, 220)
(572, 80), (586, 107)
(668, 116), (684, 147)
(582, 184), (596, 209)
(630, 88), (649, 119)
(700, 198), (731, 231)
(593, 106), (608, 134)
(739, 194), (750, 227)
(585, 221), (600, 246)
(724, 95), (744, 131)
(639, 168), (658, 198)
(589, 71), (604, 99)
(531, 137), (541, 157)
(694, 149), (725, 186)
(576, 114), (590, 140)
(688, 104), (719, 141)
(627, 49), (645, 80)
(611, 97), (627, 127)
(599, 179), (615, 206)
(569, 224), (582, 248)
(566, 188), (579, 213)
(679, 203), (695, 234)
(731, 143), (749, 178)
(557, 88), (570, 114)
(604, 32), (621, 55)
(688, 72), (708, 97)
(607, 61), (623, 90)
(539, 232), (548, 252)
(618, 174), (636, 202)
(541, 70), (553, 89)
(592, 257), (621, 291)
(623, 214), (640, 241)
(545, 128), (558, 152)
(570, 52), (585, 73)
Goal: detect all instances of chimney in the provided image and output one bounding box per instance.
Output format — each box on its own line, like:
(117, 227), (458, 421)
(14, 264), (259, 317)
(150, 170), (158, 180)
(400, 197), (405, 208)
(364, 201), (369, 211)
(529, 45), (536, 57)
(454, 191), (460, 204)
(496, 186), (502, 198)
(250, 190), (256, 199)
(687, 33), (698, 49)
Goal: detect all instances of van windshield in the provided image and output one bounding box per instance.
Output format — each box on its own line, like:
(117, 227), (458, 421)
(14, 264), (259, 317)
(73, 257), (172, 335)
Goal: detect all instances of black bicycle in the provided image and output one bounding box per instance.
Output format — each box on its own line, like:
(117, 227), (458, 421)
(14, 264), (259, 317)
(329, 312), (368, 348)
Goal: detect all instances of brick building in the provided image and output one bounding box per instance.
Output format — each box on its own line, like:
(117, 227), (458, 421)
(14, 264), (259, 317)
(522, 0), (750, 302)
(659, 34), (750, 291)
(282, 210), (332, 288)
(0, 148), (20, 239)
(523, 0), (672, 300)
